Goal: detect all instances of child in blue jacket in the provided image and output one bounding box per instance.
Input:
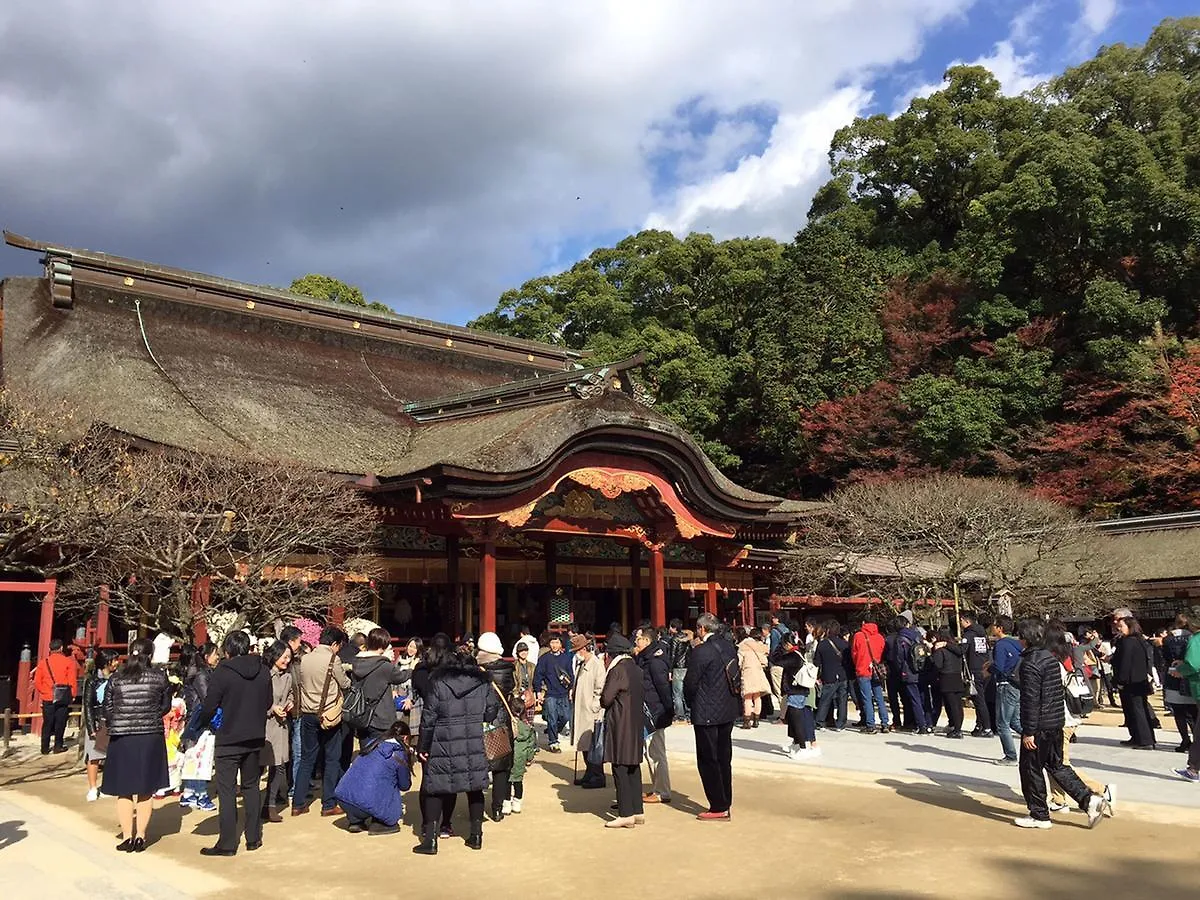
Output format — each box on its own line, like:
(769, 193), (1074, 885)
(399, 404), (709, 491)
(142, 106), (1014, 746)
(334, 721), (414, 833)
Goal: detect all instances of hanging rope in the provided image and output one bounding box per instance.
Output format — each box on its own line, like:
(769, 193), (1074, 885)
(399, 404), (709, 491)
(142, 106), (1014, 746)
(134, 298), (249, 448)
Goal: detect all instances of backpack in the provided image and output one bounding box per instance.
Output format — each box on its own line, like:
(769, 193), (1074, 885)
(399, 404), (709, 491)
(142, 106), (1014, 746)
(723, 654), (742, 697)
(909, 639), (929, 674)
(342, 659), (392, 731)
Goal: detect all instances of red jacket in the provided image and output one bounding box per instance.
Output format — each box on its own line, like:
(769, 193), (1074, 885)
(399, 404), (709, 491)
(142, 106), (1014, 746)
(34, 653), (80, 703)
(851, 623), (886, 679)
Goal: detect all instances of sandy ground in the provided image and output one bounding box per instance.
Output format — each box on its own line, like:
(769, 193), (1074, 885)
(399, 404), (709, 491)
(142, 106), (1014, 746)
(2, 735), (1196, 900)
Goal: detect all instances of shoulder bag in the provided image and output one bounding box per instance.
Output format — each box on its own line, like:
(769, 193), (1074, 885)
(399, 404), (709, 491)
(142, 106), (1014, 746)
(865, 639), (888, 686)
(483, 682), (515, 762)
(318, 653), (344, 730)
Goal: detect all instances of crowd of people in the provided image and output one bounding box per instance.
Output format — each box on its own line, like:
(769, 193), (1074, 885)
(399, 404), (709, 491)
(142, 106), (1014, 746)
(49, 600), (1200, 854)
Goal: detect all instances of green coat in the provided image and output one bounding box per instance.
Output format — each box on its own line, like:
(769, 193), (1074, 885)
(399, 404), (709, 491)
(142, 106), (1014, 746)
(1175, 632), (1200, 701)
(510, 720), (537, 782)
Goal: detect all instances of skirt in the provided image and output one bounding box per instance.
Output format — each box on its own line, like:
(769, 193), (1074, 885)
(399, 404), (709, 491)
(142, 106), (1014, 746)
(101, 732), (170, 797)
(84, 731), (106, 762)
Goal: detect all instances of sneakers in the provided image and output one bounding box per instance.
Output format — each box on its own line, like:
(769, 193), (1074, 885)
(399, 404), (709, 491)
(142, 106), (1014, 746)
(1173, 767), (1200, 783)
(1086, 794), (1108, 828)
(1048, 801), (1070, 812)
(782, 742), (799, 756)
(796, 747), (822, 762)
(193, 796), (217, 812)
(786, 744), (802, 761)
(179, 793), (194, 808)
(510, 798), (523, 814)
(1013, 816), (1052, 829)
(1102, 784), (1117, 814)
(696, 810), (731, 821)
(501, 800), (512, 815)
(994, 757), (1019, 767)
(547, 744), (562, 754)
(86, 787), (100, 802)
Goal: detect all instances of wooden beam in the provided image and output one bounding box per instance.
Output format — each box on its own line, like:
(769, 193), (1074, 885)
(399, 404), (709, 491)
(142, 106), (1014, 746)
(37, 580), (56, 662)
(705, 549), (719, 617)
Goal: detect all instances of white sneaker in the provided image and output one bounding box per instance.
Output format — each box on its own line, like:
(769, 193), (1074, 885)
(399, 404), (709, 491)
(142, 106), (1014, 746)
(86, 787), (99, 802)
(511, 798), (523, 814)
(1048, 801), (1070, 813)
(1013, 816), (1052, 829)
(797, 747), (822, 762)
(501, 800), (512, 815)
(1086, 794), (1107, 829)
(787, 745), (802, 761)
(781, 743), (795, 755)
(1102, 784), (1116, 816)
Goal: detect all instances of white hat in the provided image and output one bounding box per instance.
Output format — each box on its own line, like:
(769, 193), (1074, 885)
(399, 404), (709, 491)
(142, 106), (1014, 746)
(476, 631), (504, 656)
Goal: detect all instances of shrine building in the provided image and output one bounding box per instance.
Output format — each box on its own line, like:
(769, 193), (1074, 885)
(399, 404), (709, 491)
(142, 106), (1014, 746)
(0, 231), (821, 657)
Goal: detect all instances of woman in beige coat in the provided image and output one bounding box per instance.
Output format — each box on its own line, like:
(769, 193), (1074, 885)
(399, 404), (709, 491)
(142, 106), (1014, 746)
(570, 635), (607, 789)
(738, 628), (771, 728)
(262, 640), (294, 821)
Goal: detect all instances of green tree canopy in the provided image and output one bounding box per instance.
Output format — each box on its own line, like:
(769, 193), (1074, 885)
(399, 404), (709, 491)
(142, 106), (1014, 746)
(290, 273), (390, 313)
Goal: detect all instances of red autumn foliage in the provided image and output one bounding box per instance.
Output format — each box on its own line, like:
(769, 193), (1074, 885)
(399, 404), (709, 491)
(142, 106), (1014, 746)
(1166, 345), (1200, 429)
(881, 276), (973, 377)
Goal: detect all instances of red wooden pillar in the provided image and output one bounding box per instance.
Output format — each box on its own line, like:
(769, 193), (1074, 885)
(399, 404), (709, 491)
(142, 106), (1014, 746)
(649, 547), (666, 629)
(190, 577), (211, 645)
(330, 575), (346, 626)
(37, 579), (57, 662)
(629, 546), (643, 626)
(96, 585), (111, 647)
(704, 549), (719, 617)
(480, 541), (497, 635)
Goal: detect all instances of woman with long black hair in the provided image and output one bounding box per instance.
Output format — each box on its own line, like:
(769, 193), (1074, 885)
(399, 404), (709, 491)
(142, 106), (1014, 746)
(102, 638), (172, 852)
(412, 638), (501, 855)
(1112, 616), (1157, 750)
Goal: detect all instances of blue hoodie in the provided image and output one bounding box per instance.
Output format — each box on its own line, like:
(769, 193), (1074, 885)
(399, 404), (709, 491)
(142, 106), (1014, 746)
(334, 739), (412, 826)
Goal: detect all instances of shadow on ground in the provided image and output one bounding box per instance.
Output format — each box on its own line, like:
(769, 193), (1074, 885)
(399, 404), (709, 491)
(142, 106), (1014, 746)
(0, 819), (28, 850)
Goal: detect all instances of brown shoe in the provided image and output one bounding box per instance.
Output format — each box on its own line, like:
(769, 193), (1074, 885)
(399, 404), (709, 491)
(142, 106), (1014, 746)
(320, 806), (344, 818)
(290, 806), (309, 817)
(264, 807), (284, 824)
(642, 793), (662, 804)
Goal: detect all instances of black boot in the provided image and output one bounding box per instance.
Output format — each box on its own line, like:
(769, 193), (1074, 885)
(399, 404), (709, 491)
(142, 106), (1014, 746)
(412, 827), (438, 856)
(465, 820), (483, 850)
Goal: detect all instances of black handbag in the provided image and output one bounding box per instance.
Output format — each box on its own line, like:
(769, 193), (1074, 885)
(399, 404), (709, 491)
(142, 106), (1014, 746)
(585, 716), (606, 767)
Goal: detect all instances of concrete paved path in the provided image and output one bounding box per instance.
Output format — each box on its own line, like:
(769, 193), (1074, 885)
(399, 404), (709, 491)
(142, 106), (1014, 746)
(659, 717), (1200, 816)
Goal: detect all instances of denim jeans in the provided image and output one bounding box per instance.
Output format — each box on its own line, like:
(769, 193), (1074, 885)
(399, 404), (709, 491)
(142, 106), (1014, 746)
(815, 681), (848, 729)
(996, 682), (1022, 760)
(672, 668), (689, 719)
(856, 677), (890, 729)
(289, 718), (302, 794)
(292, 713), (346, 812)
(543, 694), (570, 746)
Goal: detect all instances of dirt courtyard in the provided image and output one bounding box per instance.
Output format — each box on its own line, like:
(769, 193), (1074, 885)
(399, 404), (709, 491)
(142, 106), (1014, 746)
(2, 744), (1194, 900)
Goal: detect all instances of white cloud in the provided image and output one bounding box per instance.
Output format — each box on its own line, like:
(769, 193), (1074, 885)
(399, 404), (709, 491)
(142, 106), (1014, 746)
(1078, 0), (1118, 36)
(0, 0), (974, 322)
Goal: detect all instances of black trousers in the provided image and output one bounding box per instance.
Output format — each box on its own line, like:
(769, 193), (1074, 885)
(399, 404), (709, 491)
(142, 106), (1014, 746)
(213, 749), (264, 851)
(971, 673), (992, 731)
(40, 700), (69, 753)
(491, 767), (511, 813)
(886, 673), (903, 726)
(1018, 728), (1092, 821)
(422, 791), (483, 835)
(694, 721), (734, 814)
(1119, 688), (1155, 746)
(265, 763), (289, 810)
(942, 691), (964, 732)
(612, 764), (644, 817)
(786, 703), (816, 746)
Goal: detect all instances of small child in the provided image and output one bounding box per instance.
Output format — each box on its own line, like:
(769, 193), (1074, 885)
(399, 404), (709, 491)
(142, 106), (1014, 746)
(506, 697), (537, 814)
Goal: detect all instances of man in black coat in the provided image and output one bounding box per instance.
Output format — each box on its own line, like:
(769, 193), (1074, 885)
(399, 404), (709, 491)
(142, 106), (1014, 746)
(197, 630), (273, 856)
(635, 627), (674, 803)
(1013, 618), (1108, 830)
(683, 613), (739, 821)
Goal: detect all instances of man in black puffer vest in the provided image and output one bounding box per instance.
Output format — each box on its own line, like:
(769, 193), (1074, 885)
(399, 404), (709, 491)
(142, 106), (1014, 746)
(197, 631), (272, 856)
(1013, 618), (1109, 831)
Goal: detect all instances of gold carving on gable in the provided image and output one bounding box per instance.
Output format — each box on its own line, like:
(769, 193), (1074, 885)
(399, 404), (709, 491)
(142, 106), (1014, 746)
(543, 489), (612, 521)
(566, 468), (654, 499)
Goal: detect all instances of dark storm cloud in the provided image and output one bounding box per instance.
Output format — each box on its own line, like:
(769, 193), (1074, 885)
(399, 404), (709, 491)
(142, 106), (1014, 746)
(0, 1), (970, 324)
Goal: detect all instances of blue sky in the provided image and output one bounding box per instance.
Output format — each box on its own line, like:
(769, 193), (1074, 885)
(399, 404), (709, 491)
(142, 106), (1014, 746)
(0, 1), (1191, 326)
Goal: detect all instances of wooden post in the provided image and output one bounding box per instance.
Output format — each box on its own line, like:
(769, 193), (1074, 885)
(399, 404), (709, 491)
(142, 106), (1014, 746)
(96, 585), (110, 647)
(619, 587), (630, 634)
(629, 546), (643, 626)
(37, 580), (56, 662)
(704, 549), (719, 617)
(480, 541), (497, 635)
(447, 536), (461, 635)
(330, 575), (346, 627)
(2, 708), (10, 756)
(190, 577), (211, 645)
(649, 547), (666, 629)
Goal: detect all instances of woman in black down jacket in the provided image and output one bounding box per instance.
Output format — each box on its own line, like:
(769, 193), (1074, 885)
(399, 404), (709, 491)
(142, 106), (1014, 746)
(475, 631), (514, 822)
(102, 638), (172, 853)
(930, 629), (967, 738)
(601, 633), (645, 828)
(1112, 616), (1156, 749)
(412, 647), (501, 856)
